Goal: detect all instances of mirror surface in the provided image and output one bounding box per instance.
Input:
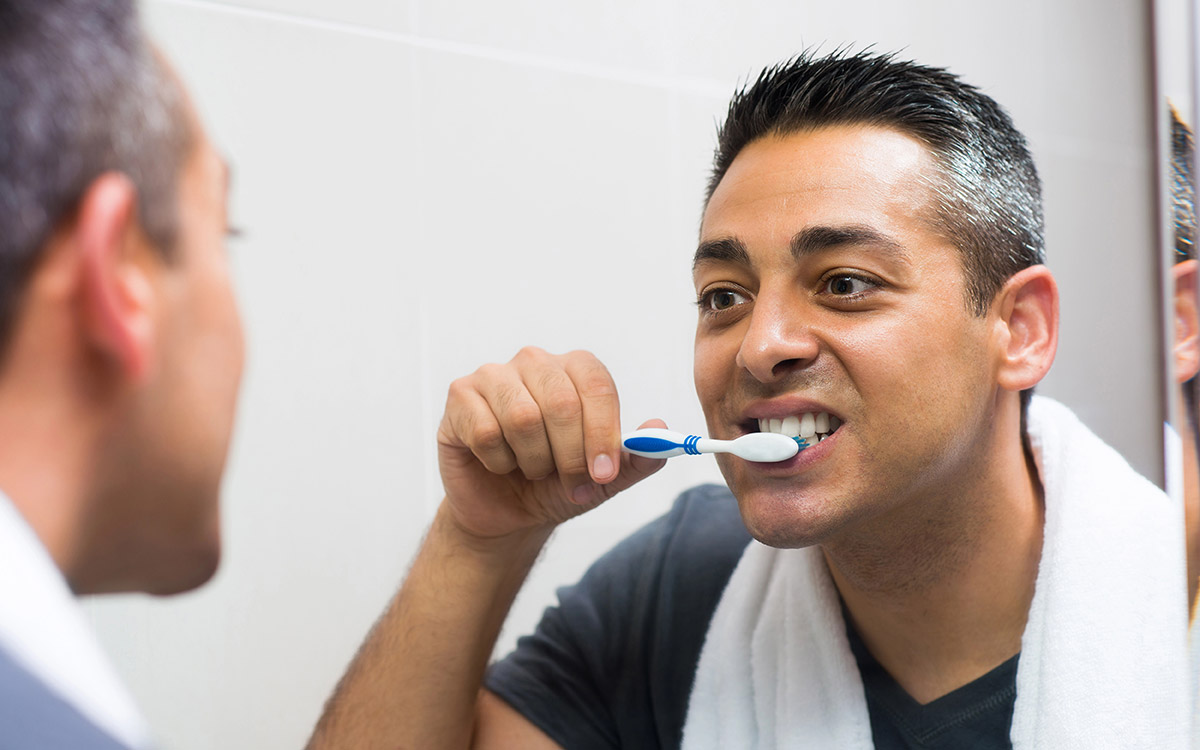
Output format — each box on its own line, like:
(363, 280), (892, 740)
(79, 2), (1178, 748)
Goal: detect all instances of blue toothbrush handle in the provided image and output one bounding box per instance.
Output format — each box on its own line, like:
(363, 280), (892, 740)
(621, 428), (701, 458)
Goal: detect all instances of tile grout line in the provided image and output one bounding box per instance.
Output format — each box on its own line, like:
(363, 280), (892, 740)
(151, 0), (731, 98)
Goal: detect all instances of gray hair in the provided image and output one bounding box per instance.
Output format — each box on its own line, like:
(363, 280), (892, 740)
(0, 0), (193, 348)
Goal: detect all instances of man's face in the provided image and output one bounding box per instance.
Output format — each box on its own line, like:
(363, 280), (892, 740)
(693, 125), (1003, 549)
(92, 121), (245, 595)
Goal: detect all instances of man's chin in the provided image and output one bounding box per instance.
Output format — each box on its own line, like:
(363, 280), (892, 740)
(72, 533), (222, 596)
(733, 486), (838, 550)
(147, 543), (221, 596)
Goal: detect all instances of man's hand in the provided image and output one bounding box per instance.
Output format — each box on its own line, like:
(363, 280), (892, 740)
(308, 347), (664, 749)
(437, 346), (664, 543)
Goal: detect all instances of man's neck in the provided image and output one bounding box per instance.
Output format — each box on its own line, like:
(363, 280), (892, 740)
(822, 414), (1044, 705)
(0, 385), (98, 590)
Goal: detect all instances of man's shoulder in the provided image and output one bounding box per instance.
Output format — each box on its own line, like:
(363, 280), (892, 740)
(0, 643), (134, 750)
(657, 483), (752, 581)
(563, 482), (752, 679)
(485, 484), (751, 749)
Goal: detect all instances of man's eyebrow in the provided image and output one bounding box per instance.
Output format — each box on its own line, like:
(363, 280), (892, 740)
(693, 237), (750, 270)
(694, 226), (910, 271)
(791, 225), (909, 261)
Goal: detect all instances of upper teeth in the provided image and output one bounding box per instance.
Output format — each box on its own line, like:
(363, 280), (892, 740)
(758, 412), (840, 440)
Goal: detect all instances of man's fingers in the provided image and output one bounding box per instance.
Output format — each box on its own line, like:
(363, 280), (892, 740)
(571, 450), (666, 507)
(517, 354), (592, 500)
(441, 381), (520, 475)
(469, 366), (556, 480)
(569, 418), (668, 505)
(442, 348), (636, 509)
(564, 352), (621, 484)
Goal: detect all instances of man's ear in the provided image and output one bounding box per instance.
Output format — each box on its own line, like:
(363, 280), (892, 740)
(74, 173), (158, 382)
(993, 265), (1059, 393)
(1173, 260), (1200, 383)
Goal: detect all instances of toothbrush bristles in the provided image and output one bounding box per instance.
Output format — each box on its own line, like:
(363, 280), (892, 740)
(794, 436), (809, 449)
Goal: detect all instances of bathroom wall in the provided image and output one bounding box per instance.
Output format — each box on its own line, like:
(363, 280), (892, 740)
(84, 2), (1160, 748)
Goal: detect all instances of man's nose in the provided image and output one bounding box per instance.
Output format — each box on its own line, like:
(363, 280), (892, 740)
(734, 295), (818, 383)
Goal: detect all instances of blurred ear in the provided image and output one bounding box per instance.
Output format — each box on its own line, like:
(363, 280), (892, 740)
(993, 265), (1059, 393)
(1174, 260), (1200, 383)
(74, 173), (157, 382)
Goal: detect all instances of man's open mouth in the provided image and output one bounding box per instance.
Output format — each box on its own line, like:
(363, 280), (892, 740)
(754, 412), (842, 444)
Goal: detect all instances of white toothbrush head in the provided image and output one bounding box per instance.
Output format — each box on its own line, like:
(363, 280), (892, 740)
(729, 432), (803, 462)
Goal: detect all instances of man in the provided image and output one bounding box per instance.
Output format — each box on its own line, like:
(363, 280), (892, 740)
(310, 51), (1188, 748)
(0, 1), (242, 747)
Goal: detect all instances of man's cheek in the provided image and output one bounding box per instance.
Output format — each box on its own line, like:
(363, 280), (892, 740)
(693, 343), (726, 403)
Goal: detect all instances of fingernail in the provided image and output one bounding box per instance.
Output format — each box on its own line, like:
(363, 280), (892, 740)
(571, 484), (596, 505)
(593, 453), (615, 481)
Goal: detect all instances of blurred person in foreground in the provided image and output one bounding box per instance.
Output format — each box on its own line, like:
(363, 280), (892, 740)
(310, 51), (1189, 749)
(0, 1), (242, 747)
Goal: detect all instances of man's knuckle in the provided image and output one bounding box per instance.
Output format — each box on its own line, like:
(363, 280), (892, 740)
(472, 423), (507, 453)
(506, 402), (545, 436)
(446, 377), (473, 403)
(565, 348), (596, 362)
(543, 390), (583, 421)
(515, 345), (547, 363)
(472, 360), (501, 376)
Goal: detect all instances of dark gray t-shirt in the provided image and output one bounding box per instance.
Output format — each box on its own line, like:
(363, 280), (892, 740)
(485, 484), (1016, 749)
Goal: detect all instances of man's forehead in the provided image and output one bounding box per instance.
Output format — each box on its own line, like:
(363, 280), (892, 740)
(705, 126), (934, 216)
(697, 125), (940, 263)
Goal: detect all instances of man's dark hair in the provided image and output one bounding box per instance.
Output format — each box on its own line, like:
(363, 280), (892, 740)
(708, 48), (1045, 317)
(0, 0), (193, 353)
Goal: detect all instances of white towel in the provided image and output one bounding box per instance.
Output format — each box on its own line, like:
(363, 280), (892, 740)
(682, 396), (1190, 749)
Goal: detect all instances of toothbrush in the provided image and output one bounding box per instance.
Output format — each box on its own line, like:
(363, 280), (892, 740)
(621, 428), (808, 462)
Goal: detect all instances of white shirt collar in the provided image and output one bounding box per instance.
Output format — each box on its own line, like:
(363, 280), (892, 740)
(0, 490), (151, 748)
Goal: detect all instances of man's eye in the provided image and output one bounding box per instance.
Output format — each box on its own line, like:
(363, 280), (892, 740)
(824, 274), (874, 296)
(700, 289), (749, 312)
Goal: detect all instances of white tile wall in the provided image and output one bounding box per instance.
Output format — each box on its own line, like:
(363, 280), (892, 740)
(414, 0), (673, 74)
(80, 1), (1168, 748)
(174, 0), (413, 34)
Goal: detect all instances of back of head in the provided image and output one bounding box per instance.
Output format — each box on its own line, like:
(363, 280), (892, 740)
(0, 0), (193, 354)
(708, 49), (1045, 316)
